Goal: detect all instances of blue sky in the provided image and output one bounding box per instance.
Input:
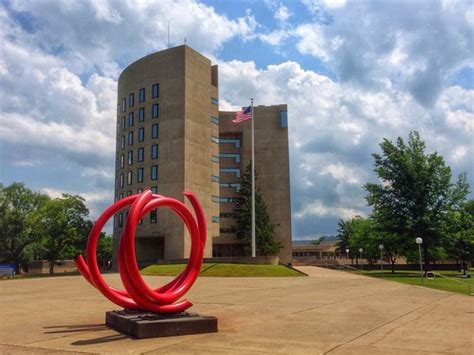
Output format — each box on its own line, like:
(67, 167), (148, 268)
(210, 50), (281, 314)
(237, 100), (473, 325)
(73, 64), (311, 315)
(0, 0), (473, 239)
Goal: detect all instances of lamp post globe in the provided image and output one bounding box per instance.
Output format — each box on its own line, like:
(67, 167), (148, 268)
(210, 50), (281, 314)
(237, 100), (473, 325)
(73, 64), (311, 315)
(359, 248), (363, 253)
(416, 237), (423, 245)
(379, 244), (384, 250)
(345, 248), (349, 254)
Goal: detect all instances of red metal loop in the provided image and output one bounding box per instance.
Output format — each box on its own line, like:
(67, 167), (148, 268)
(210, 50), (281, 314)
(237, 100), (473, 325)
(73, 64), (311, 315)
(75, 190), (206, 314)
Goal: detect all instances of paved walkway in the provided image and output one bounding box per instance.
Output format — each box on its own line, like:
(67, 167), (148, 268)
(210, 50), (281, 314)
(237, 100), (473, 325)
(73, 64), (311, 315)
(1, 266), (473, 354)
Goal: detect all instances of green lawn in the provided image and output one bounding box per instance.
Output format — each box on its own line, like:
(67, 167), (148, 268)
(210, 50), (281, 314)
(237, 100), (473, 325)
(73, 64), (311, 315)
(141, 263), (304, 277)
(352, 269), (474, 296)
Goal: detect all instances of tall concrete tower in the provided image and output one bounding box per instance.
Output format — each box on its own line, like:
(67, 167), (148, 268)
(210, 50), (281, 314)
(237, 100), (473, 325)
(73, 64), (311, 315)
(113, 46), (219, 267)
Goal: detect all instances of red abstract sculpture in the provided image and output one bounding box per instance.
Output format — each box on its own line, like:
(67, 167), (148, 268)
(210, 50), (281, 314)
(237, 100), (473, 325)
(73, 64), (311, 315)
(75, 190), (206, 314)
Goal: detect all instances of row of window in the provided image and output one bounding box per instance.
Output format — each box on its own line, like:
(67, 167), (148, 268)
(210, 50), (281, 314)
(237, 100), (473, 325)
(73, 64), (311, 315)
(212, 196), (237, 203)
(120, 124), (159, 149)
(116, 186), (158, 201)
(116, 185), (159, 227)
(220, 182), (241, 191)
(219, 153), (240, 163)
(220, 168), (241, 178)
(119, 166), (158, 187)
(219, 137), (240, 148)
(117, 208), (158, 227)
(121, 84), (160, 112)
(120, 105), (160, 130)
(118, 145), (159, 168)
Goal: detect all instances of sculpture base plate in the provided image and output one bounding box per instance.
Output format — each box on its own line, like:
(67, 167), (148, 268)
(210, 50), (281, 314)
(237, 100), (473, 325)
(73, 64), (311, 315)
(105, 310), (218, 339)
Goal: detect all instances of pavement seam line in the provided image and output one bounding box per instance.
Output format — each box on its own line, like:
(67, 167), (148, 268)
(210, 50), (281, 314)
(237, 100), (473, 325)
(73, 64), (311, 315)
(0, 342), (98, 354)
(323, 293), (453, 354)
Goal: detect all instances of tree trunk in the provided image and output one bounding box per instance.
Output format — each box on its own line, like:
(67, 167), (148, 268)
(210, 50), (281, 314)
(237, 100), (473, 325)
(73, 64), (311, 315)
(49, 261), (55, 275)
(391, 260), (395, 273)
(422, 243), (431, 272)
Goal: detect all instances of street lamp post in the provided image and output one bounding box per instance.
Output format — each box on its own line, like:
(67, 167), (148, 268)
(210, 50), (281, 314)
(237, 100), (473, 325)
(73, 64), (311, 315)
(359, 248), (364, 271)
(345, 248), (349, 262)
(379, 244), (384, 277)
(416, 237), (424, 285)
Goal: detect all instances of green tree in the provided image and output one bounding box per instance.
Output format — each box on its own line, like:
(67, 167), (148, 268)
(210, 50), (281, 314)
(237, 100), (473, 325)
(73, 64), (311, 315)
(365, 131), (469, 272)
(233, 163), (282, 256)
(311, 236), (326, 245)
(336, 216), (377, 265)
(444, 200), (474, 274)
(0, 182), (49, 272)
(31, 194), (89, 274)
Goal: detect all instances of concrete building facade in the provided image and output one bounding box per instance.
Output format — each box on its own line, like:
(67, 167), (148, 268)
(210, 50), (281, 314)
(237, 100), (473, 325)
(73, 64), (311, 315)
(113, 46), (291, 266)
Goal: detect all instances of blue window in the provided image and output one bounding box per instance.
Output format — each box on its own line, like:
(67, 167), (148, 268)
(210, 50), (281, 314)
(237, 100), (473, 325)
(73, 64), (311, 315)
(220, 183), (241, 192)
(280, 110), (288, 128)
(212, 216), (220, 223)
(138, 147), (144, 162)
(120, 155), (124, 168)
(212, 196), (236, 203)
(152, 124), (159, 139)
(151, 144), (158, 160)
(211, 116), (219, 125)
(121, 98), (126, 112)
(211, 155), (219, 163)
(138, 108), (144, 122)
(137, 188), (143, 193)
(118, 213), (123, 227)
(211, 136), (219, 144)
(119, 174), (124, 188)
(139, 88), (145, 103)
(219, 153), (240, 163)
(218, 197), (236, 203)
(127, 191), (132, 196)
(152, 83), (159, 98)
(137, 168), (144, 183)
(152, 104), (159, 118)
(129, 93), (134, 108)
(138, 127), (144, 142)
(220, 168), (241, 178)
(219, 137), (240, 148)
(121, 117), (125, 130)
(211, 175), (220, 182)
(128, 131), (133, 145)
(128, 112), (134, 126)
(211, 97), (218, 106)
(150, 209), (157, 223)
(127, 171), (132, 185)
(151, 165), (158, 180)
(120, 136), (125, 149)
(127, 150), (133, 165)
(151, 186), (158, 194)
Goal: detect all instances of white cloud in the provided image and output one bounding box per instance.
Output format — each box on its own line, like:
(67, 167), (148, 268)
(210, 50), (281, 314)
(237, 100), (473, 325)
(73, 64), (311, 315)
(217, 58), (473, 236)
(297, 0), (474, 107)
(7, 0), (257, 76)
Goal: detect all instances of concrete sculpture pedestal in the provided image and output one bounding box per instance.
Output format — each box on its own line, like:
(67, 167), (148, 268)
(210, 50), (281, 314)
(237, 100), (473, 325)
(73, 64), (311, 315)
(106, 310), (218, 339)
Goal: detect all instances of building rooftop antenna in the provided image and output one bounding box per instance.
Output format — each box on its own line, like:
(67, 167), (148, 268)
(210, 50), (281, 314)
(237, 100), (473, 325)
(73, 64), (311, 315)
(184, 37), (187, 45)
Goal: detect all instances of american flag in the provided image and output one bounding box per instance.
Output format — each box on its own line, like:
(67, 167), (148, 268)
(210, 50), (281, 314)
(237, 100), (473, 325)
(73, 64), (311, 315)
(232, 105), (252, 124)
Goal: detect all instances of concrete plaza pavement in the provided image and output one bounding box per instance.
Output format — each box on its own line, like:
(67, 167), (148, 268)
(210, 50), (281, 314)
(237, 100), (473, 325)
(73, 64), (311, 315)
(0, 266), (473, 354)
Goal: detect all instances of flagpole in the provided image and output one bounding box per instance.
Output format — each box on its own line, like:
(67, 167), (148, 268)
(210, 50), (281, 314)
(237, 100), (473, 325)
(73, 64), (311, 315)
(251, 98), (256, 258)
